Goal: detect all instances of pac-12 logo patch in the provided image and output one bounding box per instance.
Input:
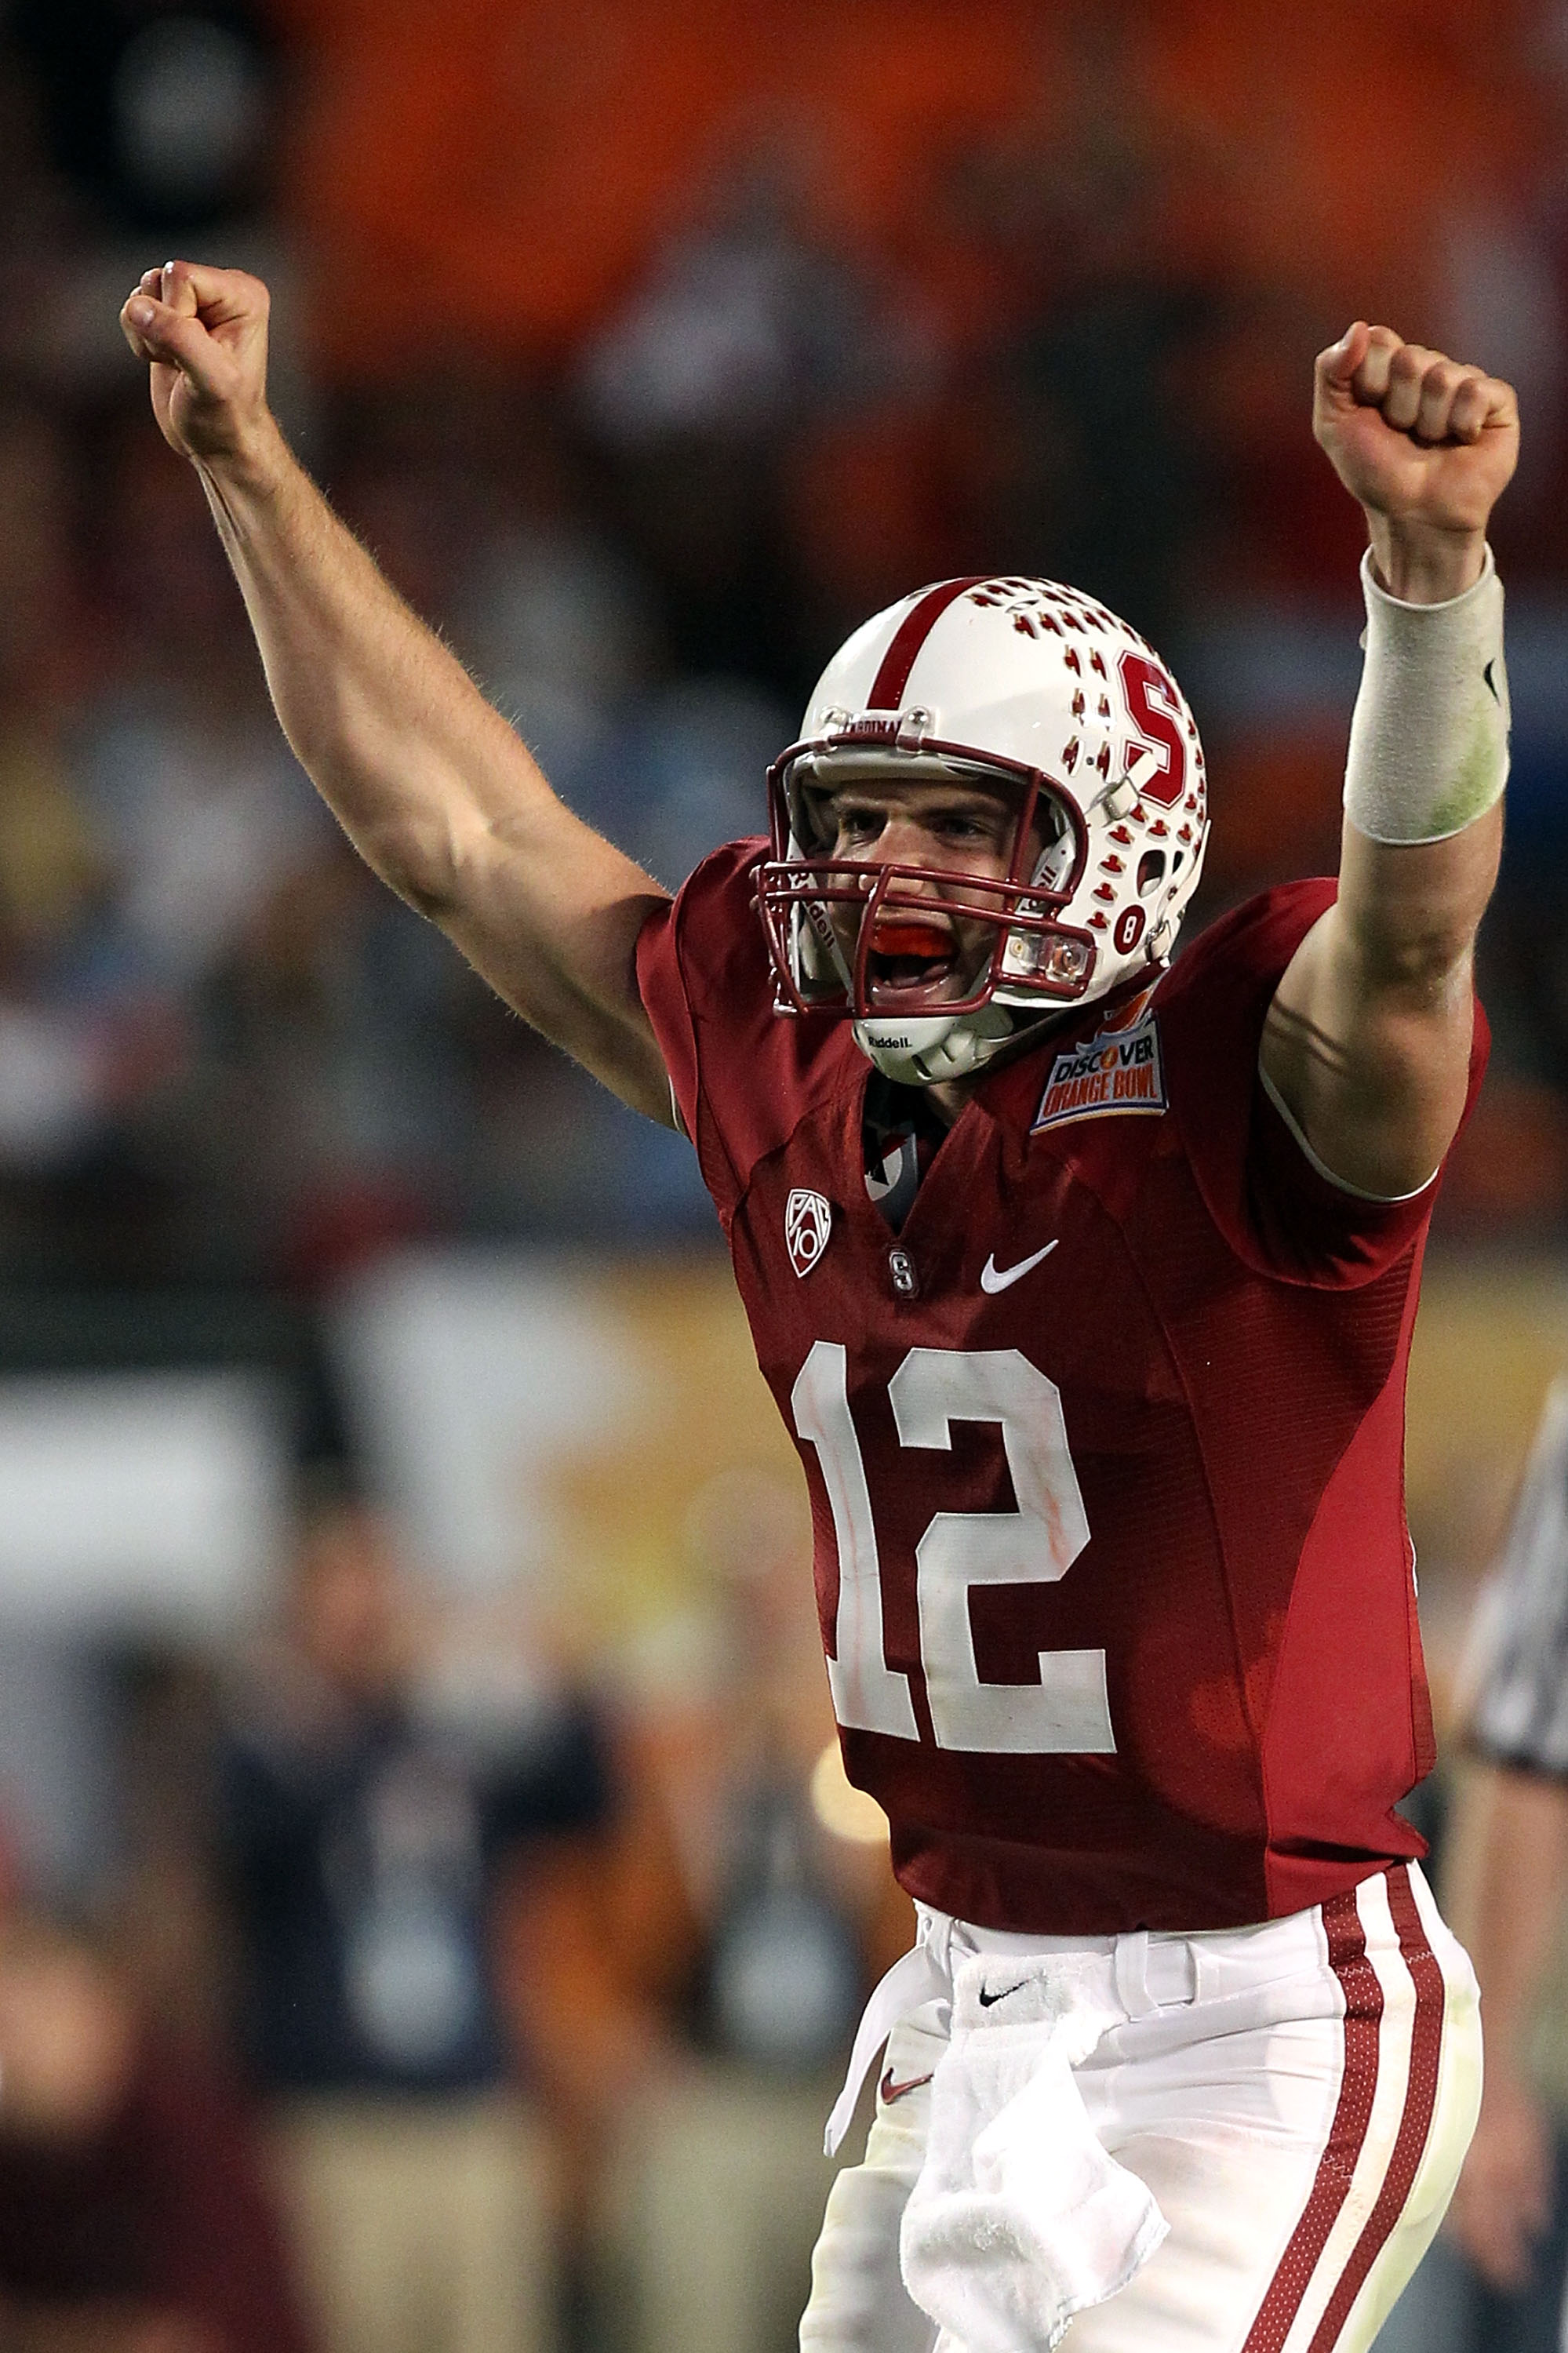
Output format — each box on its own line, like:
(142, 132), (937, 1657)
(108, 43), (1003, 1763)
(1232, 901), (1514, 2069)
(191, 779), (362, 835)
(785, 1188), (833, 1277)
(1032, 998), (1167, 1133)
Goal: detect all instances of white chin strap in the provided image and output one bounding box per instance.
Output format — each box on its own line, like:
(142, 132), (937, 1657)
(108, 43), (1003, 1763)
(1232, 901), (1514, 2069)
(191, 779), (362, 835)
(852, 1007), (1019, 1086)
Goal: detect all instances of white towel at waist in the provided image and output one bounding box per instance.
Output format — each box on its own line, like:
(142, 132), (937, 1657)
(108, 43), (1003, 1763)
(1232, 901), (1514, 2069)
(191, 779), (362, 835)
(825, 1911), (1169, 2353)
(898, 1947), (1167, 2353)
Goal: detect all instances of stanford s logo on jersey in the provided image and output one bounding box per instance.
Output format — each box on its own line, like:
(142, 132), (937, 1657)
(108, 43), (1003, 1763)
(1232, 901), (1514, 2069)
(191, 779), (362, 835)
(1033, 995), (1167, 1133)
(786, 1188), (833, 1277)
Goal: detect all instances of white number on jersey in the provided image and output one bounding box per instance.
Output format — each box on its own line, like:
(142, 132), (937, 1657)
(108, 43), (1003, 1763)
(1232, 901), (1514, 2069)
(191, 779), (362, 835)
(791, 1342), (1115, 1755)
(791, 1340), (920, 1739)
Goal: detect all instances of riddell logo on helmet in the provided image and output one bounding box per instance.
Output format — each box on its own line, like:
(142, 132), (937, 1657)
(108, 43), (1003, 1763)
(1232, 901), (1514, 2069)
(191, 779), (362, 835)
(786, 1189), (833, 1277)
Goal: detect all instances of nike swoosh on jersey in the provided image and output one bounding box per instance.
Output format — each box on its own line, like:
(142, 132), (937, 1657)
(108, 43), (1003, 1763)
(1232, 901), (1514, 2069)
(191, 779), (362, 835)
(979, 1239), (1060, 1293)
(879, 2066), (935, 2104)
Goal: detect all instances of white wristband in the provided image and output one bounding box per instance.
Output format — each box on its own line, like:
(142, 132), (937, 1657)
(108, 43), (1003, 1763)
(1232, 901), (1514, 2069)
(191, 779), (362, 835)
(1342, 544), (1509, 845)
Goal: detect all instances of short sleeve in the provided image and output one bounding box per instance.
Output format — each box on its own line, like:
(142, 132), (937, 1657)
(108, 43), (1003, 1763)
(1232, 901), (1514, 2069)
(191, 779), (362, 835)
(635, 894), (701, 1140)
(1465, 1379), (1568, 1777)
(1242, 1071), (1446, 1285)
(1158, 880), (1489, 1288)
(635, 836), (820, 1223)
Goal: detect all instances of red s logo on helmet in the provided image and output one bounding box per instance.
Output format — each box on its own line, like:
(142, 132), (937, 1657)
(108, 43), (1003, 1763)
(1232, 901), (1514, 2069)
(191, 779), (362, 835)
(1119, 653), (1188, 809)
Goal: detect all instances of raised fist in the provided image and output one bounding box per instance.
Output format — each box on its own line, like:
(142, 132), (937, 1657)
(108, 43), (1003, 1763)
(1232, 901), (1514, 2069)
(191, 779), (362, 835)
(120, 260), (275, 467)
(1314, 323), (1519, 550)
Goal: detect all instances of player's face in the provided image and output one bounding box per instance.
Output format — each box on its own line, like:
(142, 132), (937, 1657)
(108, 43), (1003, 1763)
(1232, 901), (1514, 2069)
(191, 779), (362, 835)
(815, 776), (1027, 1004)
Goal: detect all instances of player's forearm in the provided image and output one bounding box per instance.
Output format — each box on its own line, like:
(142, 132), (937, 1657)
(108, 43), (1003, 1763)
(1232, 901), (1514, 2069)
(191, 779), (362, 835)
(1301, 327), (1514, 987)
(1321, 531), (1506, 1017)
(1261, 522), (1507, 1192)
(194, 420), (555, 915)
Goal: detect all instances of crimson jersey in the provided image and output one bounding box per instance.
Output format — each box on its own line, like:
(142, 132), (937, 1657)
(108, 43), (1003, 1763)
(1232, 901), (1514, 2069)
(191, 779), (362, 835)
(635, 842), (1487, 1935)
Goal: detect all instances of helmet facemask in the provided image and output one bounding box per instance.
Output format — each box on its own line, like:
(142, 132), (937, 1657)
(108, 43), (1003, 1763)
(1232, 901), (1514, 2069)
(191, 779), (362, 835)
(758, 740), (1100, 1080)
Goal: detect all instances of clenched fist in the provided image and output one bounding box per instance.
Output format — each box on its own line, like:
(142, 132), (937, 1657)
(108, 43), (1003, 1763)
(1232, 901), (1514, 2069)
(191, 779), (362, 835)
(121, 260), (276, 471)
(1314, 322), (1519, 600)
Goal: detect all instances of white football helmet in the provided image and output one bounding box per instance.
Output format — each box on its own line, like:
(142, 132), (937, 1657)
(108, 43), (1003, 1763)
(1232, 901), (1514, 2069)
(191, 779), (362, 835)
(758, 574), (1210, 1085)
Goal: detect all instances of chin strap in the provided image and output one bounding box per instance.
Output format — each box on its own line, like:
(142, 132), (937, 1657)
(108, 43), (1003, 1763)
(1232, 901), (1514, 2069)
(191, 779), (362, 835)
(854, 1004), (1053, 1086)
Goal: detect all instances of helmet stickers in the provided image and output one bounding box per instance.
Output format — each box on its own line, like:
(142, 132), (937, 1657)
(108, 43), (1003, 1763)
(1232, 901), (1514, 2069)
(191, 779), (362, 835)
(756, 576), (1209, 1086)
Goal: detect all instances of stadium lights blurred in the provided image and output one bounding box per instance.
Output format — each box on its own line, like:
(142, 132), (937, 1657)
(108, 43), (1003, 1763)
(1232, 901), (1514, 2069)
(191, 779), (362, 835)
(810, 1738), (890, 1846)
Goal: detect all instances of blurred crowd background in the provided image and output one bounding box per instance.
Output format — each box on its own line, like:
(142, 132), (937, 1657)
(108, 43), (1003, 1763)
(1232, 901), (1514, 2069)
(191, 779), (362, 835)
(0, 2), (1565, 2351)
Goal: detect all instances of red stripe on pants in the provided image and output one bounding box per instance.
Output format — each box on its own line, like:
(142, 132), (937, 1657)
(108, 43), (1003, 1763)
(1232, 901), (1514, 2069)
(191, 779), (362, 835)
(1239, 1886), (1385, 2353)
(1305, 1865), (1446, 2350)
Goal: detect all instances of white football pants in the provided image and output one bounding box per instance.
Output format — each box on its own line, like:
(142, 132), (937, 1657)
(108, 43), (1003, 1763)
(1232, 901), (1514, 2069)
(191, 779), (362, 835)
(801, 1863), (1481, 2353)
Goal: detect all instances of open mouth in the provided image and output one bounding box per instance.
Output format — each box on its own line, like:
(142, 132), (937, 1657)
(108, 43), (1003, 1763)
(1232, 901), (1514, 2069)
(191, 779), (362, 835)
(868, 918), (960, 996)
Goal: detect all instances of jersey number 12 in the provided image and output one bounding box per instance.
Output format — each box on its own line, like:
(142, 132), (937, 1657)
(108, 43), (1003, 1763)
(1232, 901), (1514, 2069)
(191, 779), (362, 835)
(791, 1341), (1115, 1755)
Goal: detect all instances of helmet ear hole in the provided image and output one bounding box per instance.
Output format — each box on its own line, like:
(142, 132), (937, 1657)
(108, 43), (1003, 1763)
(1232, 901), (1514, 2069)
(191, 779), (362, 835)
(1137, 851), (1166, 897)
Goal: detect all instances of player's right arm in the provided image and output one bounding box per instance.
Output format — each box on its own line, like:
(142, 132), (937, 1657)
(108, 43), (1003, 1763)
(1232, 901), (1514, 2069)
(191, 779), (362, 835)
(120, 261), (676, 1126)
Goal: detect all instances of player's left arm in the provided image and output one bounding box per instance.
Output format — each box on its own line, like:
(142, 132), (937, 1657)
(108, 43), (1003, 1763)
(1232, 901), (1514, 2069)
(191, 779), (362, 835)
(1261, 324), (1519, 1198)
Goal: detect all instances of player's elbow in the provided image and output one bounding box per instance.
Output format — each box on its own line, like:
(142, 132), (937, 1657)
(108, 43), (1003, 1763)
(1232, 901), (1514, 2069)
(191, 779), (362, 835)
(1337, 802), (1502, 1004)
(1347, 904), (1478, 1009)
(352, 808), (470, 920)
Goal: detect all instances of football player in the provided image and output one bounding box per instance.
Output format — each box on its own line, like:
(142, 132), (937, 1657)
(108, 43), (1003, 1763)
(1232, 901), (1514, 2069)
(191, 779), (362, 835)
(123, 261), (1516, 2352)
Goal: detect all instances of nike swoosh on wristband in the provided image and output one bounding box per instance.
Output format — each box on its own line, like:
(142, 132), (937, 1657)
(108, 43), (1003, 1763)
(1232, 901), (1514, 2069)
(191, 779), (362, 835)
(980, 1240), (1060, 1293)
(879, 2066), (935, 2104)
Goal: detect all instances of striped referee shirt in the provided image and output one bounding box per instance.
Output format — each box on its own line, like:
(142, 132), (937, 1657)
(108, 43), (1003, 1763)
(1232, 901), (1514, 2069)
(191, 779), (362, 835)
(1468, 1377), (1568, 1774)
